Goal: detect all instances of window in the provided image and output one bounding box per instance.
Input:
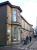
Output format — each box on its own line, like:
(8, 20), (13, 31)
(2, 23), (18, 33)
(14, 27), (17, 39)
(17, 10), (20, 17)
(13, 15), (16, 22)
(12, 9), (16, 22)
(13, 27), (18, 41)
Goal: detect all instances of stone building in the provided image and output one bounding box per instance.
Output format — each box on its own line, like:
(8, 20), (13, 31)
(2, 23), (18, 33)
(0, 1), (33, 46)
(20, 16), (33, 40)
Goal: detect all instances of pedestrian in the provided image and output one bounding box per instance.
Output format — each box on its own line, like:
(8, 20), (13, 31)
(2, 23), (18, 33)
(30, 36), (32, 42)
(26, 36), (28, 44)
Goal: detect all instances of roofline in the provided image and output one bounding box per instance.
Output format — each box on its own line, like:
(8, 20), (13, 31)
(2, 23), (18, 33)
(0, 1), (22, 12)
(21, 15), (33, 26)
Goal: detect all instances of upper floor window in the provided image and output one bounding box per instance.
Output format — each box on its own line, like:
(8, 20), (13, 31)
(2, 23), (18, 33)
(12, 9), (16, 22)
(16, 9), (20, 17)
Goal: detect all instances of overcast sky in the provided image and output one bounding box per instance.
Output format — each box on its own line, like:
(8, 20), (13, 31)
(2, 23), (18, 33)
(0, 0), (37, 28)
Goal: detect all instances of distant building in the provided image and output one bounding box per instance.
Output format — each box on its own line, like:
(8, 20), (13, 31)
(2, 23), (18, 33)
(0, 1), (33, 46)
(34, 26), (37, 37)
(36, 17), (37, 26)
(34, 16), (37, 36)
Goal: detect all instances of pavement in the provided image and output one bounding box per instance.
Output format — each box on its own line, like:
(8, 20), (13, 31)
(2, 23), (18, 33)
(29, 40), (37, 48)
(12, 38), (37, 49)
(26, 38), (36, 48)
(0, 38), (37, 50)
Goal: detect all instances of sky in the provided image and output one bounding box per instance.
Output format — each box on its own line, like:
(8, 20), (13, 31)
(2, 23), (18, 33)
(0, 0), (37, 28)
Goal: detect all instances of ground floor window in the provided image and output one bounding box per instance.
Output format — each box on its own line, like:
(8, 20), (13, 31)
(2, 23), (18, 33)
(12, 26), (21, 42)
(13, 27), (18, 41)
